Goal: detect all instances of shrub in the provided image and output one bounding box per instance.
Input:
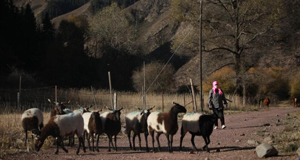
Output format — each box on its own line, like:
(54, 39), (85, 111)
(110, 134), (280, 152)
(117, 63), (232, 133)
(203, 67), (235, 94)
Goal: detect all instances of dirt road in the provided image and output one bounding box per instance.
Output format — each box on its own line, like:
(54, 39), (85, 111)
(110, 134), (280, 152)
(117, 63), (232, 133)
(5, 107), (300, 160)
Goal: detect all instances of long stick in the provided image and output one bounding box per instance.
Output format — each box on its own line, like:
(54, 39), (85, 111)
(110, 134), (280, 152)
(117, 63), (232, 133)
(91, 86), (97, 108)
(108, 72), (113, 108)
(190, 79), (197, 112)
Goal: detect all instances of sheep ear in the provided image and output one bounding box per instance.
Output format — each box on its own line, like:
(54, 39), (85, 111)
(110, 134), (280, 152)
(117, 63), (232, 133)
(119, 108), (123, 111)
(89, 105), (93, 108)
(149, 106), (155, 110)
(138, 108), (142, 110)
(173, 101), (179, 105)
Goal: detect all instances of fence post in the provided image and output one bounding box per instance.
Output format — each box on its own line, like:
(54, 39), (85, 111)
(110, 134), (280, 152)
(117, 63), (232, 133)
(190, 79), (197, 112)
(162, 92), (164, 112)
(114, 92), (117, 110)
(55, 85), (57, 102)
(91, 86), (97, 108)
(108, 72), (113, 108)
(17, 76), (22, 110)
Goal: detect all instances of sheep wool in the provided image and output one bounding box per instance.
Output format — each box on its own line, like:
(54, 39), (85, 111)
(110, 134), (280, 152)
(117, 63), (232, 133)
(182, 113), (203, 133)
(82, 112), (93, 133)
(21, 108), (43, 126)
(54, 113), (84, 137)
(147, 111), (167, 133)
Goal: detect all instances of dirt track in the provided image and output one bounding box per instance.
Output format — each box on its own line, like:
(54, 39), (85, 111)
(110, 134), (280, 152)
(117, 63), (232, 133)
(4, 107), (300, 160)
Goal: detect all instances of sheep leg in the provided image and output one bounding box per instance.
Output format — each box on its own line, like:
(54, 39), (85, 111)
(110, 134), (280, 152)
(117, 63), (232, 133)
(56, 137), (68, 154)
(127, 131), (132, 149)
(137, 134), (141, 151)
(91, 133), (95, 152)
(179, 130), (186, 151)
(77, 136), (85, 154)
(170, 135), (174, 153)
(202, 136), (210, 152)
(24, 130), (28, 146)
(114, 135), (117, 151)
(96, 134), (100, 152)
(156, 132), (162, 152)
(86, 132), (92, 151)
(144, 132), (149, 152)
(191, 134), (198, 151)
(108, 135), (113, 152)
(149, 129), (155, 152)
(165, 134), (172, 153)
(132, 134), (136, 150)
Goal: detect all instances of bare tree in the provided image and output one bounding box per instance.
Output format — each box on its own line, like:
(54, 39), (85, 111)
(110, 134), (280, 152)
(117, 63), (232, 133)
(171, 0), (284, 106)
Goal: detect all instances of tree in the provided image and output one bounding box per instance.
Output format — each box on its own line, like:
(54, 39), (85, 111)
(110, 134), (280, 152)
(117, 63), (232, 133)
(171, 0), (284, 106)
(132, 61), (175, 93)
(88, 3), (136, 57)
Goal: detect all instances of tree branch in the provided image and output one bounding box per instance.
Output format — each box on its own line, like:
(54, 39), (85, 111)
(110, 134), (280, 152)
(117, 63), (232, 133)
(204, 46), (237, 54)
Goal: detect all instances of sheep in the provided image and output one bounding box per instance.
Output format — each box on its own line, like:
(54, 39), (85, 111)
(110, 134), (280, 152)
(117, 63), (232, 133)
(48, 99), (70, 117)
(147, 102), (187, 152)
(292, 97), (298, 108)
(35, 112), (86, 154)
(21, 108), (44, 146)
(48, 99), (77, 146)
(100, 107), (123, 152)
(179, 113), (217, 152)
(264, 98), (270, 107)
(73, 103), (93, 115)
(82, 110), (103, 152)
(125, 106), (155, 152)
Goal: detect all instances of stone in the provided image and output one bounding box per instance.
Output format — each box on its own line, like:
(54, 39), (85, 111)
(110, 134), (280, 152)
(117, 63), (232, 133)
(256, 143), (278, 158)
(248, 140), (259, 145)
(262, 136), (272, 144)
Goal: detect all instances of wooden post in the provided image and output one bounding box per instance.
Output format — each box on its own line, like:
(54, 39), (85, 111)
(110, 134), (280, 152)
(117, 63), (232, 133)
(143, 61), (146, 109)
(113, 92), (117, 110)
(55, 85), (57, 102)
(17, 76), (22, 110)
(183, 94), (186, 106)
(108, 72), (113, 108)
(190, 79), (197, 112)
(199, 0), (204, 112)
(162, 92), (164, 112)
(91, 86), (97, 108)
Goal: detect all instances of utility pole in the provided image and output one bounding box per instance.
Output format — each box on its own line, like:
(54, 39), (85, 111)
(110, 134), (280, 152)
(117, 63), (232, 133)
(199, 0), (204, 112)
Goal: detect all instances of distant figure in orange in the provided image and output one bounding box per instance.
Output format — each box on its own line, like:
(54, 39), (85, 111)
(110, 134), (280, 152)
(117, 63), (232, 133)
(263, 98), (270, 107)
(292, 97), (298, 108)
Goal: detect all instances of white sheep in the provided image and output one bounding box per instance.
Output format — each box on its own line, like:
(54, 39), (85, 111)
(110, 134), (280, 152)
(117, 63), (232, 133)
(21, 108), (44, 146)
(35, 113), (86, 154)
(82, 111), (103, 152)
(125, 106), (155, 152)
(147, 102), (186, 152)
(180, 113), (217, 152)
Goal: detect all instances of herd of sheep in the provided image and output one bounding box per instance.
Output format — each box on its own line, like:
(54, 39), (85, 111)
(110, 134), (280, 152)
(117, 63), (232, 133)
(21, 100), (217, 155)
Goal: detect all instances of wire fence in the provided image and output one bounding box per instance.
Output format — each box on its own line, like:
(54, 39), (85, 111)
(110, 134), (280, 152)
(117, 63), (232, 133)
(0, 86), (201, 114)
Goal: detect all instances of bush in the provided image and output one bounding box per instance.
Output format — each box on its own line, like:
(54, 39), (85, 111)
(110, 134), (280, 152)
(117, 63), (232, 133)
(203, 67), (235, 94)
(290, 73), (300, 98)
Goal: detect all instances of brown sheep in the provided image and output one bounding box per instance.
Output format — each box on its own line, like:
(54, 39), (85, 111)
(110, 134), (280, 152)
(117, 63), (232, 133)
(263, 98), (270, 107)
(292, 97), (298, 108)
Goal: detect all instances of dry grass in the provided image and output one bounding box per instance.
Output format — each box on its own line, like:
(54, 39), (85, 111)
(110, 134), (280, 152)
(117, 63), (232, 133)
(274, 111), (300, 152)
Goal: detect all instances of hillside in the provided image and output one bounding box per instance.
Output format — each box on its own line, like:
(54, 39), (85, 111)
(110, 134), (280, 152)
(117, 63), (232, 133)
(9, 0), (300, 93)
